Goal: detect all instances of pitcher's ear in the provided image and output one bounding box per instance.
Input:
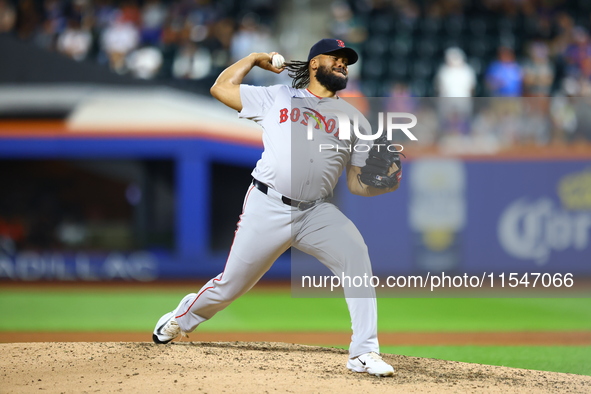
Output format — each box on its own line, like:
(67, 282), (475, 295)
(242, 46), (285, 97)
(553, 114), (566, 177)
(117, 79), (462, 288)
(310, 57), (318, 71)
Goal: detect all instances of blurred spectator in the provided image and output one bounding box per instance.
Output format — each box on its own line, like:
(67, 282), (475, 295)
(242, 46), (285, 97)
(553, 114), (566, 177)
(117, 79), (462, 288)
(520, 100), (551, 145)
(33, 19), (56, 50)
(329, 1), (367, 48)
(551, 12), (575, 57)
(564, 27), (591, 78)
(230, 13), (257, 59)
(127, 45), (163, 79)
(172, 42), (212, 80)
(567, 96), (591, 143)
(119, 0), (141, 26)
(186, 0), (220, 28)
(435, 47), (475, 141)
(470, 105), (502, 153)
(522, 41), (554, 130)
(0, 214), (26, 254)
(159, 13), (182, 47)
(207, 18), (234, 72)
(485, 47), (523, 96)
(522, 42), (554, 97)
(140, 0), (167, 45)
(94, 0), (118, 31)
(435, 47), (476, 97)
(0, 0), (16, 33)
(550, 78), (578, 143)
(56, 217), (87, 247)
(492, 99), (524, 147)
(56, 18), (92, 61)
(14, 0), (42, 40)
(230, 13), (276, 85)
(42, 0), (67, 35)
(69, 0), (93, 27)
(100, 12), (140, 73)
(440, 105), (471, 136)
(385, 82), (416, 113)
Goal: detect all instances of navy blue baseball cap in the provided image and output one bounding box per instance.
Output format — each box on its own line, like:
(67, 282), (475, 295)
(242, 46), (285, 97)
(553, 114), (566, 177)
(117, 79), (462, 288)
(307, 38), (359, 65)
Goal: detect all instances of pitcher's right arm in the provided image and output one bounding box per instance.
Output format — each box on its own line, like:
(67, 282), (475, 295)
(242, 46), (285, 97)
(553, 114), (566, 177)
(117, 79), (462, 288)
(210, 52), (284, 111)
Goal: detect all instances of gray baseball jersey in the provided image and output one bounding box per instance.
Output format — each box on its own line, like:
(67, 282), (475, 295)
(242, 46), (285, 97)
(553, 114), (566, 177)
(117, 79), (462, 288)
(239, 85), (372, 200)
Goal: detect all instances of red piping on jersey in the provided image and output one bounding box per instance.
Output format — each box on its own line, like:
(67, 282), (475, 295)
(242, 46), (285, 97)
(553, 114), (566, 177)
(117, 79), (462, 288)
(175, 185), (255, 319)
(306, 89), (322, 98)
(306, 88), (339, 99)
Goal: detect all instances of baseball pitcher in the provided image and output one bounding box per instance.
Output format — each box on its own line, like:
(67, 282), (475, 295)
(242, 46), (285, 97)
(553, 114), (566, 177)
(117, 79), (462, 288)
(153, 38), (402, 377)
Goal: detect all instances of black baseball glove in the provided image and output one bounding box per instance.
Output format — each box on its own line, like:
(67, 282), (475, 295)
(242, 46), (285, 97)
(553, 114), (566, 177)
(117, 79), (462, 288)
(358, 135), (405, 189)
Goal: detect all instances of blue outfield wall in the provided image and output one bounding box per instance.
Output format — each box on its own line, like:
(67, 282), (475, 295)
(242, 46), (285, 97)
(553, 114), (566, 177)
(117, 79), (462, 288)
(463, 161), (591, 275)
(343, 159), (591, 279)
(0, 136), (589, 281)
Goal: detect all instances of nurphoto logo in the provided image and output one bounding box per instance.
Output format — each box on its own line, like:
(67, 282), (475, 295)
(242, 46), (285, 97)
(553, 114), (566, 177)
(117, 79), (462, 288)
(306, 111), (418, 142)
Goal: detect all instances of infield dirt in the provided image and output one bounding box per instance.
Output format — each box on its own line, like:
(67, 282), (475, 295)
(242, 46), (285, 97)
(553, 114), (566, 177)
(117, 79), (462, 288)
(1, 341), (590, 393)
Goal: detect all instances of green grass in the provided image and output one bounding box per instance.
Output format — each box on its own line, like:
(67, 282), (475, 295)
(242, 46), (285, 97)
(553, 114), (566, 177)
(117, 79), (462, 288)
(0, 289), (589, 332)
(377, 346), (591, 377)
(1, 288), (589, 376)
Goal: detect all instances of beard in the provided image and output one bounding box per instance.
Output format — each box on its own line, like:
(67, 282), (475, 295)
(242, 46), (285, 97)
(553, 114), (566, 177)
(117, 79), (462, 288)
(315, 64), (348, 92)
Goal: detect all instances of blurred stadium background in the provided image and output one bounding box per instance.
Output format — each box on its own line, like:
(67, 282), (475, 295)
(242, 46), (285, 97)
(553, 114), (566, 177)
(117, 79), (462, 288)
(0, 0), (590, 283)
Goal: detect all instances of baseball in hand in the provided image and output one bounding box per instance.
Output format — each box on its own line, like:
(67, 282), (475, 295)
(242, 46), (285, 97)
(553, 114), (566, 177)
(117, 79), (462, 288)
(272, 54), (285, 69)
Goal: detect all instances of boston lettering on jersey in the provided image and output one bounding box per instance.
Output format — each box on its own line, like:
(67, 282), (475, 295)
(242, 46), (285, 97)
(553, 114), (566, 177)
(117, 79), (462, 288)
(279, 107), (340, 139)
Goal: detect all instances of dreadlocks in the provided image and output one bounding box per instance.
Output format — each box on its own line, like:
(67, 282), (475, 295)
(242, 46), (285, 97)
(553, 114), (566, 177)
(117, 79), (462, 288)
(284, 60), (310, 89)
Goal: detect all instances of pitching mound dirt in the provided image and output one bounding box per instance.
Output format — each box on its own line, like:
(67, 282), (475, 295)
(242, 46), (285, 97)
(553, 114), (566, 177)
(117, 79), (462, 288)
(1, 342), (589, 393)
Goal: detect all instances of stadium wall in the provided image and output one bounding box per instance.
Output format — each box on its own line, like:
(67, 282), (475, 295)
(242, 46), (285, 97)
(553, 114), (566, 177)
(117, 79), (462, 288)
(0, 135), (589, 282)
